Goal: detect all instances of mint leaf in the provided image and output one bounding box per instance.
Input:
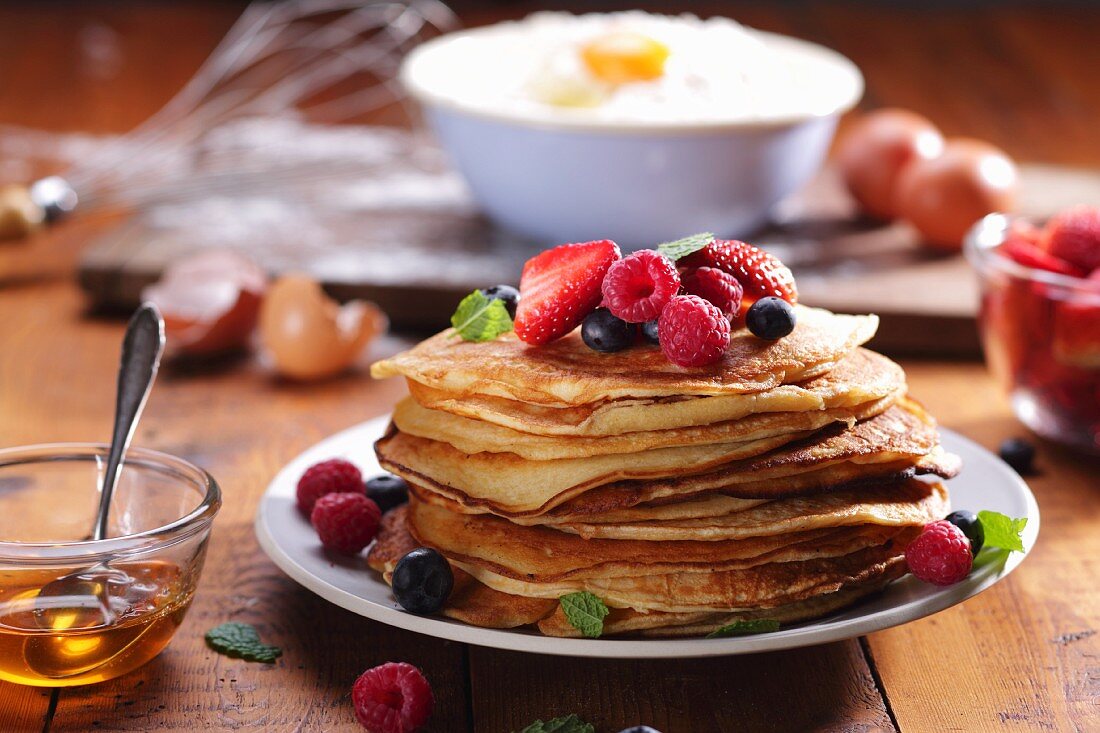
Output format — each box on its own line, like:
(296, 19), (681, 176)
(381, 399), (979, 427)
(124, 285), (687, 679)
(515, 714), (595, 733)
(205, 622), (282, 663)
(706, 618), (780, 638)
(559, 592), (609, 639)
(978, 510), (1028, 553)
(656, 232), (714, 261)
(451, 290), (513, 342)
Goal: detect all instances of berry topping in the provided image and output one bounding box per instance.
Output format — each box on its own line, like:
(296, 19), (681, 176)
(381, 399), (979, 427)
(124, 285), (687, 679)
(392, 548), (454, 614)
(310, 492), (381, 554)
(680, 266), (743, 318)
(1041, 205), (1100, 273)
(745, 297), (797, 340)
(998, 437), (1036, 475)
(640, 318), (660, 345)
(296, 458), (363, 515)
(657, 295), (731, 368)
(581, 307), (636, 352)
(514, 240), (621, 345)
(478, 284), (521, 318)
(944, 510), (985, 555)
(1001, 238), (1085, 278)
(601, 249), (681, 323)
(365, 474), (410, 514)
(905, 520), (973, 586)
(680, 239), (797, 314)
(352, 662), (434, 733)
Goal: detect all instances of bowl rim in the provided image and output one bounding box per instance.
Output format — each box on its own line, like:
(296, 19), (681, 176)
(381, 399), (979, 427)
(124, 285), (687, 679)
(0, 442), (221, 562)
(964, 213), (1098, 293)
(400, 25), (864, 135)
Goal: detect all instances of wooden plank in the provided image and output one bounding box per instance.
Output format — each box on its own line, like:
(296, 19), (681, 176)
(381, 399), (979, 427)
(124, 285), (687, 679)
(863, 361), (1100, 732)
(468, 640), (895, 733)
(0, 685), (52, 733)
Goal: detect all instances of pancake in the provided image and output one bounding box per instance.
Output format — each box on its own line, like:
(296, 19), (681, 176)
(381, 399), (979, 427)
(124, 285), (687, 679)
(537, 571), (903, 638)
(391, 389), (901, 460)
(376, 400), (950, 517)
(406, 495), (908, 583)
(461, 543), (911, 613)
(371, 306), (879, 405)
(407, 347), (905, 437)
(550, 480), (949, 541)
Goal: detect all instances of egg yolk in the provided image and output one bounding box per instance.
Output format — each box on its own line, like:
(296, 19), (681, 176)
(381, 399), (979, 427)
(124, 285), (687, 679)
(580, 32), (670, 84)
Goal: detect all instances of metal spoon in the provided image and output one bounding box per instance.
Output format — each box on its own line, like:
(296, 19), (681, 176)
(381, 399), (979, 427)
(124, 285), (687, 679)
(25, 304), (165, 677)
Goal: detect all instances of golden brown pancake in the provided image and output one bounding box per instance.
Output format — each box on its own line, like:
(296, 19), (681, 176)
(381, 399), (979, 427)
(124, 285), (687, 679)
(367, 508), (557, 628)
(392, 391), (901, 460)
(405, 495), (908, 583)
(371, 306), (879, 405)
(376, 400), (953, 517)
(460, 542), (911, 613)
(406, 347), (905, 437)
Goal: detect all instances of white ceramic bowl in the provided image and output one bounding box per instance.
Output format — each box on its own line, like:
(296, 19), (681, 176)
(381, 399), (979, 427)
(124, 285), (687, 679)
(401, 20), (863, 247)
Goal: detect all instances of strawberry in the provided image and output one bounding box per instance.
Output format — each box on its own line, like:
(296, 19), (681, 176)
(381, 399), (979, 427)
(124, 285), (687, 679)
(1042, 205), (1100, 273)
(1000, 239), (1085, 278)
(1052, 271), (1100, 368)
(680, 239), (797, 319)
(514, 240), (620, 345)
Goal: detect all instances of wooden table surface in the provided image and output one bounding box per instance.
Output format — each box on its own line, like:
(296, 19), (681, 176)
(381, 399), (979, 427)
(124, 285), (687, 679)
(2, 2), (1099, 731)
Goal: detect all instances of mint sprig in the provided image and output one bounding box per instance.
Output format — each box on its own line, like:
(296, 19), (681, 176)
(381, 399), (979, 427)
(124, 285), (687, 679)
(706, 618), (780, 639)
(516, 714), (595, 733)
(656, 232), (715, 261)
(978, 510), (1028, 553)
(451, 290), (513, 342)
(559, 592), (609, 639)
(205, 622), (282, 663)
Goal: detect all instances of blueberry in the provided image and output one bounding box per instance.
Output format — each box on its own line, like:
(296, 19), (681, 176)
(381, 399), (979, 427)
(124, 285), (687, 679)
(746, 297), (796, 340)
(479, 284), (521, 318)
(641, 318), (660, 345)
(582, 308), (636, 352)
(392, 547), (453, 614)
(618, 728), (662, 733)
(365, 474), (408, 513)
(945, 510), (984, 555)
(998, 437), (1035, 474)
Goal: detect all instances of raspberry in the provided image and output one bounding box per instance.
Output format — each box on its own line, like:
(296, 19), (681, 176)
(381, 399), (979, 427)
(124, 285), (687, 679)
(657, 295), (731, 367)
(352, 662), (433, 733)
(680, 239), (797, 317)
(601, 249), (681, 323)
(297, 458), (363, 514)
(1042, 205), (1100, 273)
(310, 492), (381, 554)
(680, 266), (743, 318)
(905, 520), (973, 586)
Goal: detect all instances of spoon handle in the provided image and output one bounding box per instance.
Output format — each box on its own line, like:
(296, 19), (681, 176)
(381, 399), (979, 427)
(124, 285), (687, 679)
(94, 303), (166, 541)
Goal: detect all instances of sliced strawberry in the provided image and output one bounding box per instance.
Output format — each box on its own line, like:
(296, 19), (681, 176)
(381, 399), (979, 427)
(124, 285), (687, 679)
(1052, 272), (1100, 368)
(1041, 205), (1100, 273)
(514, 240), (621, 345)
(1000, 239), (1086, 278)
(680, 239), (797, 320)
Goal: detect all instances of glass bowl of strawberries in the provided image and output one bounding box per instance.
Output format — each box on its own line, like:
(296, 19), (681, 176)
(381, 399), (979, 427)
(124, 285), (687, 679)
(966, 207), (1100, 454)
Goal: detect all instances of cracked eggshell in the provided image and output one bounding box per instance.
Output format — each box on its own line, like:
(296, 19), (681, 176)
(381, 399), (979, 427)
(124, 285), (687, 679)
(259, 274), (388, 381)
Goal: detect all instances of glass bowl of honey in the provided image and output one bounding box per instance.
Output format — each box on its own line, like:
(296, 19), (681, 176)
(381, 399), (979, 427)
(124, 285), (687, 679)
(0, 443), (220, 686)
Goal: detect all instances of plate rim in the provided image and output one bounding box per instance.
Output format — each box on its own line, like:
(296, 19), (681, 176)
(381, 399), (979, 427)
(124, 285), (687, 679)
(253, 416), (1040, 659)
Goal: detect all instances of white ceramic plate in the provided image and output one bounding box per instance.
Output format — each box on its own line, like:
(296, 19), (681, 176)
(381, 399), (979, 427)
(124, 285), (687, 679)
(255, 417), (1039, 658)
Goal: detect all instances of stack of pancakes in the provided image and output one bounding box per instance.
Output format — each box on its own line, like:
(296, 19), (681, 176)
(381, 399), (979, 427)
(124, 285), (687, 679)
(368, 305), (960, 637)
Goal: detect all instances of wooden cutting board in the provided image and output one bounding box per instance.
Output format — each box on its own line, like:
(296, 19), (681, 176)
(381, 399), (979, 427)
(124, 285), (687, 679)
(77, 150), (1100, 356)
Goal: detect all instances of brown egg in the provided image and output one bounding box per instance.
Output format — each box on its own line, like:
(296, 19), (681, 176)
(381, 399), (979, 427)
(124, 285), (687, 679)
(142, 250), (267, 356)
(259, 274), (387, 381)
(894, 138), (1018, 251)
(835, 109), (945, 220)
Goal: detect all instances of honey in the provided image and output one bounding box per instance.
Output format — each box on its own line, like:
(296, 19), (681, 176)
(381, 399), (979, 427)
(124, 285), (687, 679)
(0, 560), (192, 686)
